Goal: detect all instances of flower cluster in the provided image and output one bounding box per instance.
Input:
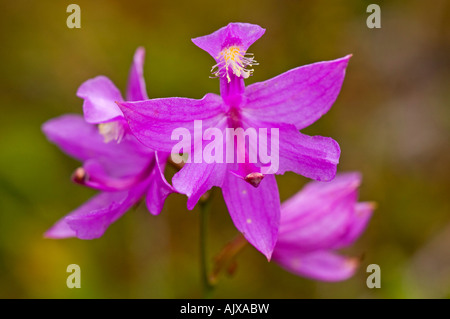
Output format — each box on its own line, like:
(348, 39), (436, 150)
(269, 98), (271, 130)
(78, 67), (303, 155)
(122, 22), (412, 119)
(43, 48), (174, 239)
(43, 23), (373, 282)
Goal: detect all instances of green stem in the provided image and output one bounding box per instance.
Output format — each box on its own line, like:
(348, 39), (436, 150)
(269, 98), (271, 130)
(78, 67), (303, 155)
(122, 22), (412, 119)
(199, 192), (214, 298)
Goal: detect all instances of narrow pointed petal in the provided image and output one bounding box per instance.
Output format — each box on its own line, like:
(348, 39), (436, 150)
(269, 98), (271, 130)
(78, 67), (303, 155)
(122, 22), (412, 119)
(222, 173), (280, 260)
(76, 76), (124, 124)
(277, 125), (340, 181)
(117, 94), (226, 152)
(334, 201), (375, 248)
(243, 55), (351, 130)
(173, 162), (228, 210)
(292, 172), (361, 202)
(145, 152), (176, 215)
(42, 114), (153, 178)
(272, 250), (358, 282)
(44, 180), (149, 239)
(244, 117), (340, 181)
(191, 23), (265, 61)
(126, 47), (148, 101)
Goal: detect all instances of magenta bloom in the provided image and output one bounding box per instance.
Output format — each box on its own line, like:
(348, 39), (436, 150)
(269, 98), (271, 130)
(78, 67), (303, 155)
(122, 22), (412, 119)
(117, 23), (350, 259)
(42, 48), (173, 239)
(272, 173), (374, 281)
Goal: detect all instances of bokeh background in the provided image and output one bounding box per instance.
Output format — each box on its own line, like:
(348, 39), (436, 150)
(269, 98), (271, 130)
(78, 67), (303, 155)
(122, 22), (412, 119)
(1, 0), (449, 298)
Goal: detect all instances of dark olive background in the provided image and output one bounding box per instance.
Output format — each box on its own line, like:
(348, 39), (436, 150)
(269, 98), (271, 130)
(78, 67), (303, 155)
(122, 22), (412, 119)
(0, 0), (449, 298)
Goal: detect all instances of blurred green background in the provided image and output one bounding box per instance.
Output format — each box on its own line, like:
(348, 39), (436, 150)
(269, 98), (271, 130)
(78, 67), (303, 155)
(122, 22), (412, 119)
(0, 0), (449, 298)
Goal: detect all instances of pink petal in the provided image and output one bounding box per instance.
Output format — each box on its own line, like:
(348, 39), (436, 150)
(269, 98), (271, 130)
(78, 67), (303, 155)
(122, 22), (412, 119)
(276, 190), (357, 253)
(272, 250), (358, 282)
(126, 47), (148, 101)
(145, 152), (176, 215)
(172, 162), (228, 210)
(44, 179), (149, 239)
(191, 23), (265, 62)
(276, 173), (363, 252)
(77, 76), (124, 124)
(222, 173), (280, 260)
(296, 171), (361, 200)
(243, 55), (351, 130)
(117, 93), (226, 152)
(243, 117), (340, 181)
(277, 124), (340, 181)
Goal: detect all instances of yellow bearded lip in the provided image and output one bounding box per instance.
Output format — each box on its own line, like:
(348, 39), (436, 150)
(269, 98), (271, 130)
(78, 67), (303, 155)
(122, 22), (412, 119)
(211, 46), (258, 82)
